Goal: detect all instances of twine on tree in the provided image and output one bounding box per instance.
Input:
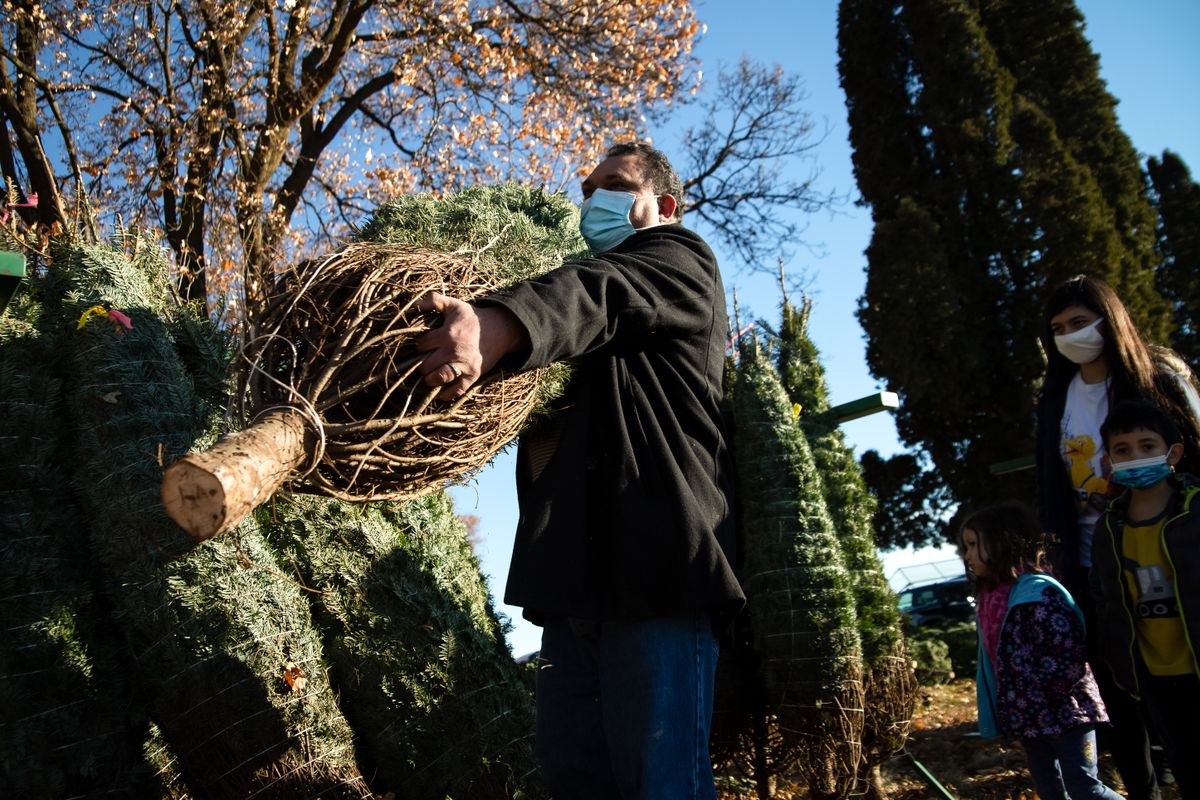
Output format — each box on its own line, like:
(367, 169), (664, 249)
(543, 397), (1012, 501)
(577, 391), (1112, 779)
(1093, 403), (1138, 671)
(240, 328), (329, 479)
(239, 241), (544, 502)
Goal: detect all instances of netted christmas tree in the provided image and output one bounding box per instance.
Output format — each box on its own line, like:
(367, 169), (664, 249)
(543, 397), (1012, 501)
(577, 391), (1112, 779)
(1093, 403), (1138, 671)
(722, 331), (865, 799)
(165, 185), (581, 539)
(22, 233), (371, 797)
(263, 493), (539, 798)
(349, 182), (578, 416)
(0, 293), (157, 797)
(774, 293), (915, 800)
(2, 183), (583, 798)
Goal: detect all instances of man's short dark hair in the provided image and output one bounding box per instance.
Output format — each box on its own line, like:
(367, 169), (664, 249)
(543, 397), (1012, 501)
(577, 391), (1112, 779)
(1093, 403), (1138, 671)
(1101, 399), (1184, 449)
(606, 142), (684, 221)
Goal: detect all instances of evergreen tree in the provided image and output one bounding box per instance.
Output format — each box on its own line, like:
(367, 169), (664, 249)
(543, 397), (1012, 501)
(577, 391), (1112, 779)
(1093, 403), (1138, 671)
(1148, 150), (1200, 370)
(731, 338), (864, 799)
(2, 182), (577, 797)
(44, 237), (370, 797)
(837, 0), (1169, 529)
(264, 494), (540, 799)
(858, 449), (955, 550)
(773, 295), (915, 799)
(1, 301), (154, 797)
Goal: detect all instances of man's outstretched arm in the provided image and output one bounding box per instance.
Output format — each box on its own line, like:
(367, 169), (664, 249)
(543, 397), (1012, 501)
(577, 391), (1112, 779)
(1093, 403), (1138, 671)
(414, 292), (530, 401)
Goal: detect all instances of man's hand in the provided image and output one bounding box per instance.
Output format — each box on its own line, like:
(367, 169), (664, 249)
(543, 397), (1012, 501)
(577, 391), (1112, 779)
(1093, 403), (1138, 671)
(414, 292), (528, 401)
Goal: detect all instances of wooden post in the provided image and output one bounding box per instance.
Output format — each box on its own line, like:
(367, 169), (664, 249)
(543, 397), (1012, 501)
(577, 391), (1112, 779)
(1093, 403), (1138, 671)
(161, 408), (313, 540)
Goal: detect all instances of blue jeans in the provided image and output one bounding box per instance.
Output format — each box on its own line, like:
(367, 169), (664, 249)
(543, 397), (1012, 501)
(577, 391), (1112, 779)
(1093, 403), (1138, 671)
(1022, 725), (1124, 800)
(535, 613), (719, 800)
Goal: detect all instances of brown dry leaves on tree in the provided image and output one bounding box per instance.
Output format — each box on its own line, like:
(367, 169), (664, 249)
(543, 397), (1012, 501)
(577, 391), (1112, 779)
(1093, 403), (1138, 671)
(3, 0), (701, 317)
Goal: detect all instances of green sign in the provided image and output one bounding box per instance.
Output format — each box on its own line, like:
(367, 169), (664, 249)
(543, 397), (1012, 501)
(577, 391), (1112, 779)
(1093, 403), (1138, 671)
(1, 250), (27, 315)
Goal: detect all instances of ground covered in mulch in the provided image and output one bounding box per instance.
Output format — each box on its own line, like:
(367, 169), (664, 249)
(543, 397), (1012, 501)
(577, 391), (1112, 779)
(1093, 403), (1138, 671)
(878, 679), (1181, 800)
(718, 678), (1180, 798)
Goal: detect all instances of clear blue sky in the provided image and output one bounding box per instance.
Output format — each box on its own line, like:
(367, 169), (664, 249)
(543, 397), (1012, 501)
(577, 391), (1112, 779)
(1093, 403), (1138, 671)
(452, 0), (1200, 658)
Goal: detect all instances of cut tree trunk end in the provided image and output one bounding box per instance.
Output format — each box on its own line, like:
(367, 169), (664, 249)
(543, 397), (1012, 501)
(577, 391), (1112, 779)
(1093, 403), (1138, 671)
(862, 764), (887, 800)
(161, 408), (313, 540)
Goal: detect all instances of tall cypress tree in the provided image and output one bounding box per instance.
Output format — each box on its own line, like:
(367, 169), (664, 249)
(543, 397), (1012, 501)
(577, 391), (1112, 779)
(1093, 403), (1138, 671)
(1148, 150), (1200, 371)
(837, 0), (1170, 526)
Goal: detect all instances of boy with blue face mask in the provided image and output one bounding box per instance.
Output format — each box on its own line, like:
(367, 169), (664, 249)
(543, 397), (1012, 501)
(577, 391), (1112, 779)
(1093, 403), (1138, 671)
(1090, 399), (1200, 794)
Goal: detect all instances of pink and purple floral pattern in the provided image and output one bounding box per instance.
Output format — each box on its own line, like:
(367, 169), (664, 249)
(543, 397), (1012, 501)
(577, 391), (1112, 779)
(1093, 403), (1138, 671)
(994, 585), (1109, 739)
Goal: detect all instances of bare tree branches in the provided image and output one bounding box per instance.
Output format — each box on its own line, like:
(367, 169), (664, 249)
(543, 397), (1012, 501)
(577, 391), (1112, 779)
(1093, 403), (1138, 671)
(2, 0), (703, 320)
(0, 4), (67, 229)
(681, 58), (842, 270)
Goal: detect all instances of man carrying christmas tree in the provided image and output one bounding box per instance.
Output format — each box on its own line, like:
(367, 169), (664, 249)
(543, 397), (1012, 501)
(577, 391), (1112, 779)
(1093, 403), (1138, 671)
(416, 142), (744, 800)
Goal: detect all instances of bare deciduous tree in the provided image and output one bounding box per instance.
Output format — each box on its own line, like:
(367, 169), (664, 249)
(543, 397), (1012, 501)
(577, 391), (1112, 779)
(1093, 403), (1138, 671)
(680, 58), (840, 270)
(2, 0), (702, 312)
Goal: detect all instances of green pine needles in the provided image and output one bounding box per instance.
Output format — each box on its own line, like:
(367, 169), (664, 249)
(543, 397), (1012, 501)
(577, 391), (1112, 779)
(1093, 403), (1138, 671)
(354, 183), (588, 417)
(1, 183), (590, 798)
(263, 494), (539, 799)
(774, 295), (916, 795)
(730, 338), (865, 799)
(1, 308), (152, 796)
(40, 237), (369, 797)
(716, 291), (915, 799)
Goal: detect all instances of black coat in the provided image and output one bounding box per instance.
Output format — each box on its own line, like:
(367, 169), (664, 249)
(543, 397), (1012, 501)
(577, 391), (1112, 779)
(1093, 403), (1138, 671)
(476, 223), (744, 623)
(1089, 474), (1200, 695)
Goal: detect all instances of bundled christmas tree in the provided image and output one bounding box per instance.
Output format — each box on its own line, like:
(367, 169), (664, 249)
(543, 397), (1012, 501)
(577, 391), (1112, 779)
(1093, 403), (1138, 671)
(264, 493), (538, 798)
(164, 185), (580, 539)
(713, 288), (914, 799)
(0, 298), (154, 797)
(775, 294), (915, 799)
(726, 334), (865, 799)
(2, 184), (582, 798)
(30, 234), (370, 797)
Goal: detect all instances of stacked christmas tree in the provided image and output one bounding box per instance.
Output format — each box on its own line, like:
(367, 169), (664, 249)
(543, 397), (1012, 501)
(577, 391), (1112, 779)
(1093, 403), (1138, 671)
(714, 290), (915, 799)
(1, 184), (583, 798)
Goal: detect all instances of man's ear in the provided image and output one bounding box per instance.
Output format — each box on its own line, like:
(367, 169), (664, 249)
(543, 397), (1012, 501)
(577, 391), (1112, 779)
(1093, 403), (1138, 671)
(1168, 442), (1185, 468)
(1101, 453), (1112, 473)
(657, 194), (678, 222)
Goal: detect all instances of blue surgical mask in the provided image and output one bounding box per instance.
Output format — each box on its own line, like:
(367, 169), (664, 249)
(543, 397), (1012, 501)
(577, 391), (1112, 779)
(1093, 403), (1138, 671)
(1111, 454), (1173, 489)
(579, 188), (657, 253)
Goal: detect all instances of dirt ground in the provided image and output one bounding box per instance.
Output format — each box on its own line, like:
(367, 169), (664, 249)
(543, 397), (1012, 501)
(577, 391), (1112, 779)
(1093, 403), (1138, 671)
(877, 679), (1182, 800)
(719, 679), (1182, 799)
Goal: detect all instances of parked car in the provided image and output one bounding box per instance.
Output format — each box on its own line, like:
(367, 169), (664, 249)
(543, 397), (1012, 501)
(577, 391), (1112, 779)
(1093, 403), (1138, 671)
(897, 575), (975, 628)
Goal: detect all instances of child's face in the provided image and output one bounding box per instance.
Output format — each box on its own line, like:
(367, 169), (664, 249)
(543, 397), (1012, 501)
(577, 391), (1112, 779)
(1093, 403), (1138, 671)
(961, 528), (991, 579)
(1106, 427), (1183, 477)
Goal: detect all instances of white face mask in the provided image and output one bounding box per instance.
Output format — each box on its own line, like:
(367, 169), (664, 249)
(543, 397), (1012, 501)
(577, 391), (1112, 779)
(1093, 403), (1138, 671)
(1054, 317), (1105, 364)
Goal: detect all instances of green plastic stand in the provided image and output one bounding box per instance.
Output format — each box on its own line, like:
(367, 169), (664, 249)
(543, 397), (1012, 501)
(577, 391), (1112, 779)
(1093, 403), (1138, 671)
(0, 250), (27, 315)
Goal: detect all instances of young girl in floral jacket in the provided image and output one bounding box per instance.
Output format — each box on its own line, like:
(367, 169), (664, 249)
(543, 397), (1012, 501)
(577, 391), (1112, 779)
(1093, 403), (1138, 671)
(961, 501), (1122, 800)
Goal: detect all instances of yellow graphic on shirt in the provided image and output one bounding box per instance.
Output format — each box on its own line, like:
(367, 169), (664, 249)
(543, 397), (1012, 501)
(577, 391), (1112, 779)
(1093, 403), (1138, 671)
(1062, 434), (1109, 499)
(1123, 517), (1194, 676)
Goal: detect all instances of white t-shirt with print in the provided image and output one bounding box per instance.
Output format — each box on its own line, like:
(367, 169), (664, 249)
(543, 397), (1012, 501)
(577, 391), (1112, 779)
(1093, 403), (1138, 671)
(1059, 373), (1111, 568)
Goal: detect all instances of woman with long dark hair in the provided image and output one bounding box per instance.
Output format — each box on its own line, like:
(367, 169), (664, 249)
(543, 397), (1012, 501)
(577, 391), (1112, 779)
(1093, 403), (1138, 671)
(1038, 275), (1200, 583)
(1036, 274), (1200, 800)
